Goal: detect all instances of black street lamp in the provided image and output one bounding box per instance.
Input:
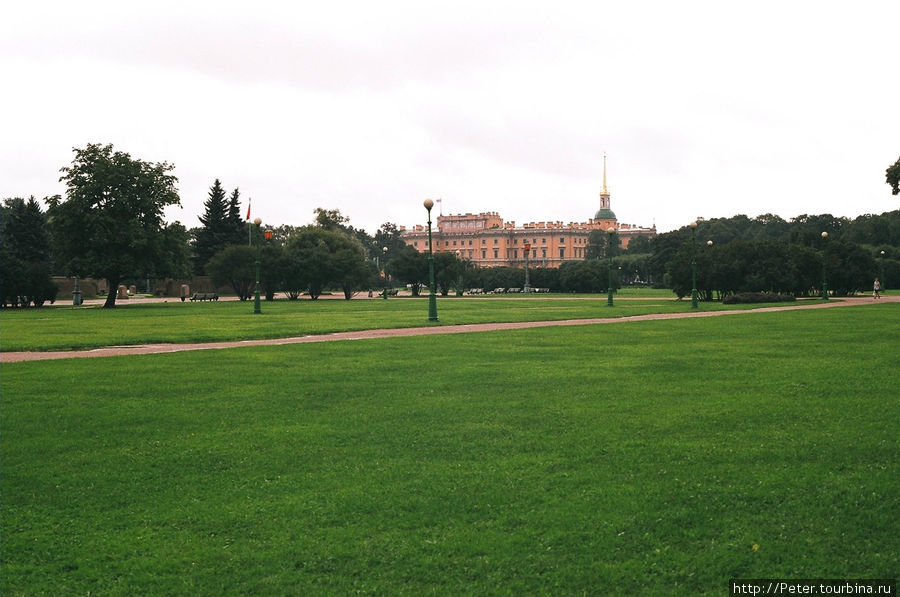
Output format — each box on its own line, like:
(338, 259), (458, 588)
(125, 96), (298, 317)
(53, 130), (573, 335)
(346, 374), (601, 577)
(455, 250), (464, 296)
(689, 221), (699, 309)
(821, 231), (829, 300)
(382, 246), (389, 299)
(523, 242), (532, 293)
(252, 219), (273, 314)
(424, 199), (439, 321)
(606, 227), (615, 307)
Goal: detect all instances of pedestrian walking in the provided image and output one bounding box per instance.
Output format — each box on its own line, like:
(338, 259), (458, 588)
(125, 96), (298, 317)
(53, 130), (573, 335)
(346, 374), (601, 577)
(873, 277), (882, 299)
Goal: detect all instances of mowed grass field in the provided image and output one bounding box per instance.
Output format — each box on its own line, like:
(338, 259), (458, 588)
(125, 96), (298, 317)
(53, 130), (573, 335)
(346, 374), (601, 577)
(2, 294), (814, 352)
(2, 304), (898, 595)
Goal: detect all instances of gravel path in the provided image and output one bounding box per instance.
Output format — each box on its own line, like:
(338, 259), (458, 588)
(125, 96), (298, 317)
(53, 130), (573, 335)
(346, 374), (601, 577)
(2, 296), (893, 363)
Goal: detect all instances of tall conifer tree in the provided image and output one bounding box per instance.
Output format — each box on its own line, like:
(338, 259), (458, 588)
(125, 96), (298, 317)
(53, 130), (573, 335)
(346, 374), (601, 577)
(194, 179), (230, 274)
(226, 187), (245, 246)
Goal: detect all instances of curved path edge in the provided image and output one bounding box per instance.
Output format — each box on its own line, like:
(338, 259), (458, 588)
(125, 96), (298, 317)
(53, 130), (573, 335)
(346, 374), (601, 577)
(3, 296), (894, 363)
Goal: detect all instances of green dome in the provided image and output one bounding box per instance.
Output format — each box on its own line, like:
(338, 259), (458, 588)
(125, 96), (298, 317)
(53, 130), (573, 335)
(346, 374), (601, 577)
(594, 208), (616, 220)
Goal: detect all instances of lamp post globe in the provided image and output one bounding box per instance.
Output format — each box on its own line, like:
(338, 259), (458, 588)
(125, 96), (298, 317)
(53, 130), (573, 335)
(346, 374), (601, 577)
(821, 231), (829, 300)
(424, 199), (438, 321)
(689, 221), (699, 309)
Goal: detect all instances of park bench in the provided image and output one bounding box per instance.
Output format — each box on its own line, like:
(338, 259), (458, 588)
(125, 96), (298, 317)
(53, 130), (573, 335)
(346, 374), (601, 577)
(189, 292), (219, 301)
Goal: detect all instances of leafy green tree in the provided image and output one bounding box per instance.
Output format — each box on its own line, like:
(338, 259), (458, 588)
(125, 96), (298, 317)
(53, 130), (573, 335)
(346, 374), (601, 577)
(824, 241), (877, 296)
(48, 143), (180, 308)
(559, 260), (606, 293)
(585, 229), (620, 259)
(886, 156), (900, 195)
(158, 222), (193, 280)
(433, 252), (461, 296)
(206, 245), (255, 300)
(1, 197), (58, 307)
(624, 234), (652, 254)
(615, 253), (655, 286)
(259, 243), (286, 301)
(314, 207), (351, 231)
(387, 245), (427, 296)
(843, 211), (900, 247)
(647, 231), (686, 288)
(284, 227), (369, 299)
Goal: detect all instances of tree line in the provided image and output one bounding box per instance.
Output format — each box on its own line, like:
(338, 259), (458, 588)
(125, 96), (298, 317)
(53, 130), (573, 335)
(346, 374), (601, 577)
(2, 144), (899, 307)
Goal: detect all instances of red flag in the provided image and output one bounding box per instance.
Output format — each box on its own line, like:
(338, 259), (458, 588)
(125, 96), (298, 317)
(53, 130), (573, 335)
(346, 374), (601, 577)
(245, 198), (251, 221)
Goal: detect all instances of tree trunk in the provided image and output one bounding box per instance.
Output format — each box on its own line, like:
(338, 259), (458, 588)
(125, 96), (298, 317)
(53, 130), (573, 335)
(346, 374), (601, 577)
(103, 276), (119, 308)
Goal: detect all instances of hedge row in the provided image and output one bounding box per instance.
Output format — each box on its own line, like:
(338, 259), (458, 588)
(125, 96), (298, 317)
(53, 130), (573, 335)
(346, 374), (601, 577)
(722, 292), (797, 304)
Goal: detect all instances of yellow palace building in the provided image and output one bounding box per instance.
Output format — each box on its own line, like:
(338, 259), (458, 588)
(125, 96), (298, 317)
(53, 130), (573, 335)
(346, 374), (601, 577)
(400, 157), (655, 268)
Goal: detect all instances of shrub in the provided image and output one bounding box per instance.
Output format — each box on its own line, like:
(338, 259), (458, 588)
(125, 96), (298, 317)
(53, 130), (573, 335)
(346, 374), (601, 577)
(722, 292), (797, 304)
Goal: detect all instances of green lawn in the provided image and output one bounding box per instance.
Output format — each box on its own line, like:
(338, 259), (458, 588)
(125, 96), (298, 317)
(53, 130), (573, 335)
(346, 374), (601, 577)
(1, 305), (897, 595)
(1, 295), (816, 352)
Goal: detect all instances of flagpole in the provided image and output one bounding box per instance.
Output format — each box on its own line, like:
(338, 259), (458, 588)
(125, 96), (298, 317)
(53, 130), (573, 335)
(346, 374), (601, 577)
(246, 197), (252, 245)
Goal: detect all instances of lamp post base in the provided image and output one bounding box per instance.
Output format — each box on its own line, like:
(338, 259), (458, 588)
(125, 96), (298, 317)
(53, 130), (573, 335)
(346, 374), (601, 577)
(428, 293), (439, 321)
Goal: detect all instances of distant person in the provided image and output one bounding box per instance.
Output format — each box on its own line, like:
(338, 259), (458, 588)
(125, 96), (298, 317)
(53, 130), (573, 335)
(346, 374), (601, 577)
(873, 277), (882, 300)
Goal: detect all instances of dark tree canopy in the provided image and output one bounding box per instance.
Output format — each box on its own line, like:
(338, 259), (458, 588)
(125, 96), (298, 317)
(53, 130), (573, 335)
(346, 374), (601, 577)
(194, 179), (245, 274)
(48, 143), (180, 308)
(0, 197), (58, 307)
(284, 226), (369, 299)
(586, 229), (620, 259)
(387, 244), (427, 295)
(314, 207), (351, 232)
(887, 156), (900, 196)
(206, 245), (255, 300)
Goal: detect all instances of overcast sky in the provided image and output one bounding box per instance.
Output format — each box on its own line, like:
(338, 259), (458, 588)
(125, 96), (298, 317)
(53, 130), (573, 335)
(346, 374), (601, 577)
(2, 1), (898, 235)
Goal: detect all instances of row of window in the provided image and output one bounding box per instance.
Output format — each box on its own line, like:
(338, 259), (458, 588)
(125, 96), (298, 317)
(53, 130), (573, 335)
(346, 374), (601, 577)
(473, 248), (573, 260)
(410, 236), (587, 253)
(434, 236), (588, 247)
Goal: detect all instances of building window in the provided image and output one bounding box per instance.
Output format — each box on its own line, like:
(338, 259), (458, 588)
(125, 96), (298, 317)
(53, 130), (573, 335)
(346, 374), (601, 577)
(559, 247), (565, 259)
(493, 249), (498, 258)
(468, 240), (473, 246)
(493, 238), (498, 245)
(541, 238), (546, 244)
(452, 240), (457, 246)
(542, 248), (547, 258)
(482, 239), (486, 245)
(559, 237), (565, 243)
(482, 250), (486, 259)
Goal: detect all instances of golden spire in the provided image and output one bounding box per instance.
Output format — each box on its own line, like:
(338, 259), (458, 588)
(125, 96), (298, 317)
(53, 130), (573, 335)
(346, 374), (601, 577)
(602, 153), (608, 195)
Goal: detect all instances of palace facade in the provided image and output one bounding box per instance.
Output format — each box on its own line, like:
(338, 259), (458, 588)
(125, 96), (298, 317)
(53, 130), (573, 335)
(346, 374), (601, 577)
(400, 159), (655, 268)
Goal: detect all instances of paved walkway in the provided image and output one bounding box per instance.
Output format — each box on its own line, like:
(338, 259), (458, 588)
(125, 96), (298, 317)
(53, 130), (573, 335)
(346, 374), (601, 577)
(2, 296), (894, 363)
